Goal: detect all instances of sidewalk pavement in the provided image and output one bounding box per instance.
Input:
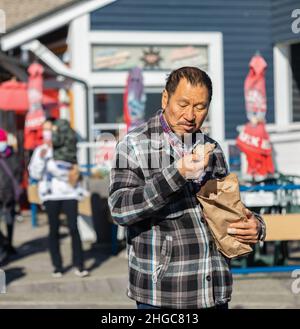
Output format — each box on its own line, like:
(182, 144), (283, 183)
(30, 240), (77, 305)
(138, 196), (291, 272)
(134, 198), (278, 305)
(0, 212), (299, 309)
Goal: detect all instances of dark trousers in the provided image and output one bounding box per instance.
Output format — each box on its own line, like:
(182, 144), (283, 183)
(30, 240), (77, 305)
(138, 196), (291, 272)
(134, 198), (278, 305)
(0, 200), (15, 247)
(136, 302), (229, 309)
(0, 230), (6, 251)
(44, 200), (84, 271)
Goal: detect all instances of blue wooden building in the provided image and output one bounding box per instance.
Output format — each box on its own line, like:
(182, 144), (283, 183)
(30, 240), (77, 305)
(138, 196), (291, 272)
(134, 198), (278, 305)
(0, 0), (299, 174)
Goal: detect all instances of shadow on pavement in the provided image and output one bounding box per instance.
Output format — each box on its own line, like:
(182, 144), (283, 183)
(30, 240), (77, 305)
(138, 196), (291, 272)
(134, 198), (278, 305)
(1, 231), (121, 286)
(4, 267), (26, 285)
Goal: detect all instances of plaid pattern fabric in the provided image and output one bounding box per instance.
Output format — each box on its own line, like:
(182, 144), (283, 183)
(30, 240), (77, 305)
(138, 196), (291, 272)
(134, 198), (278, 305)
(109, 109), (264, 309)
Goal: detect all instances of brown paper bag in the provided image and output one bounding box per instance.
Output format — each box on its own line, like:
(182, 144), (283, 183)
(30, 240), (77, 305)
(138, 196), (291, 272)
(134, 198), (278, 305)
(68, 164), (81, 187)
(78, 194), (92, 217)
(197, 173), (253, 259)
(27, 184), (42, 204)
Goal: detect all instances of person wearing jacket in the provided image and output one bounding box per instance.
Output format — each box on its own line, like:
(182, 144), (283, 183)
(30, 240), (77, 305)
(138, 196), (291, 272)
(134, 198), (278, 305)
(28, 119), (88, 278)
(108, 67), (266, 309)
(0, 230), (8, 265)
(0, 129), (22, 259)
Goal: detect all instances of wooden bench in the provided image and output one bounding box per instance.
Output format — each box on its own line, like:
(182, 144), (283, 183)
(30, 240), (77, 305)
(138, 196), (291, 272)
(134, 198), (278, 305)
(263, 213), (300, 241)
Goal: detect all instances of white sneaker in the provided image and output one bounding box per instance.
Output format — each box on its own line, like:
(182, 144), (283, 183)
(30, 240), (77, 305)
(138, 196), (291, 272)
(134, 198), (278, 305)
(74, 269), (89, 278)
(52, 270), (63, 278)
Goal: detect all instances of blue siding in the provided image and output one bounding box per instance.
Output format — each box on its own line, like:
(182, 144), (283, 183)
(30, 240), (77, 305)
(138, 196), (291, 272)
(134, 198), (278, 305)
(91, 0), (275, 139)
(272, 0), (300, 43)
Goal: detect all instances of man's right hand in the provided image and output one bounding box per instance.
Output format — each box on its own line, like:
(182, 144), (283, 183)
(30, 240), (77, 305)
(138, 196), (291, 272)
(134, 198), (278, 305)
(175, 143), (215, 180)
(176, 153), (206, 180)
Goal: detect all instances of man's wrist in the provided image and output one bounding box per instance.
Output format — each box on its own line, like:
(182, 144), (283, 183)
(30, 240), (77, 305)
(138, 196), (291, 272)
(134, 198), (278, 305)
(255, 213), (266, 241)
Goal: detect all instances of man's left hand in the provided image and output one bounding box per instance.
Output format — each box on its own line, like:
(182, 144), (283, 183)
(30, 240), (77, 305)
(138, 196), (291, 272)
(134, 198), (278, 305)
(227, 208), (261, 244)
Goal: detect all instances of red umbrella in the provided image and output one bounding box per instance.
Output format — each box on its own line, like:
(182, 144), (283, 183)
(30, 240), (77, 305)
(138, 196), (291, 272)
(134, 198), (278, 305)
(0, 79), (56, 112)
(236, 54), (275, 177)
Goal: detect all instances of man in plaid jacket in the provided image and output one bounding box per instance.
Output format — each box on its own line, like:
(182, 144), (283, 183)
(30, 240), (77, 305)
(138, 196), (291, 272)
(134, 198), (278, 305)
(109, 67), (266, 309)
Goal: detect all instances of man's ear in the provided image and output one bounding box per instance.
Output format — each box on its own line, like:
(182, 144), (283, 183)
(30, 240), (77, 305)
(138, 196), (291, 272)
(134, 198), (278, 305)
(161, 89), (169, 110)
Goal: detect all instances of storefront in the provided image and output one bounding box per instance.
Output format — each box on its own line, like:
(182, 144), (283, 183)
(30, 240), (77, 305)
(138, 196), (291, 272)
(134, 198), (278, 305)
(0, 0), (299, 176)
(89, 31), (224, 143)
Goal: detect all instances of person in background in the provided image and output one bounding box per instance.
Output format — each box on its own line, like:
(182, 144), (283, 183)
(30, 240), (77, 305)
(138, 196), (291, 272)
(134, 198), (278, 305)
(52, 119), (78, 164)
(0, 129), (22, 258)
(7, 131), (18, 152)
(28, 119), (88, 278)
(0, 230), (8, 265)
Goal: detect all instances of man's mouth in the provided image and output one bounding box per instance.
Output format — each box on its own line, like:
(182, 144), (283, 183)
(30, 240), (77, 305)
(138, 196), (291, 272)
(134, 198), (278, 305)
(181, 123), (195, 131)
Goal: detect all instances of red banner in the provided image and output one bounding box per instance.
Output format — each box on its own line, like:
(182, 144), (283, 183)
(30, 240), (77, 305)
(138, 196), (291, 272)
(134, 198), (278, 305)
(24, 63), (46, 150)
(236, 54), (274, 176)
(244, 55), (267, 122)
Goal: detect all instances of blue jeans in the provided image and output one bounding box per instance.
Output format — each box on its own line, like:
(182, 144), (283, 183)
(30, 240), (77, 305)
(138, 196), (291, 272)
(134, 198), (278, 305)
(136, 302), (161, 309)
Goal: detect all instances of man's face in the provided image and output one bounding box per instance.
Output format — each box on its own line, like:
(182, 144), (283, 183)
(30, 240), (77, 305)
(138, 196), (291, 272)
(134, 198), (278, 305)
(161, 78), (209, 136)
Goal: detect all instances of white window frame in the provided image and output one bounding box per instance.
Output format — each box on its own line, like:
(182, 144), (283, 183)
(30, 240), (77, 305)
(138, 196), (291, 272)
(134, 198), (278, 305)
(88, 31), (225, 142)
(274, 42), (300, 129)
(274, 43), (293, 127)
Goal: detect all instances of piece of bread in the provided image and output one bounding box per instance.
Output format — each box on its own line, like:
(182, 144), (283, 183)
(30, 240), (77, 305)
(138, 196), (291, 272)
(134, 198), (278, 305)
(193, 142), (215, 158)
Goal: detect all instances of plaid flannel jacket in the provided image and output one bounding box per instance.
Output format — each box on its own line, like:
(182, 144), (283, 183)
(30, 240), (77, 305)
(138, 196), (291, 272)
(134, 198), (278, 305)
(109, 109), (265, 309)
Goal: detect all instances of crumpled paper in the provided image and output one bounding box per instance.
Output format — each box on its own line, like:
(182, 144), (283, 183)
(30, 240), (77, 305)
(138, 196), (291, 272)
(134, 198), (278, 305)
(197, 173), (253, 259)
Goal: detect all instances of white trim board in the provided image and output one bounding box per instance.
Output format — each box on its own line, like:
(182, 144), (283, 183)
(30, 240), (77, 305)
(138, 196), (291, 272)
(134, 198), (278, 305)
(273, 43), (293, 127)
(89, 31), (223, 45)
(0, 0), (116, 51)
(89, 31), (225, 142)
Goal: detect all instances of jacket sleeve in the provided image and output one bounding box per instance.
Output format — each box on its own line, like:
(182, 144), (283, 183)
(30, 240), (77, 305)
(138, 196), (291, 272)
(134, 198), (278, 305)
(28, 147), (46, 181)
(10, 154), (22, 183)
(46, 159), (70, 180)
(108, 137), (187, 226)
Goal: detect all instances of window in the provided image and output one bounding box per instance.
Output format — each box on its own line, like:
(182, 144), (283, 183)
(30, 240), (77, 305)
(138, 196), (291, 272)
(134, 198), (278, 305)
(93, 90), (163, 125)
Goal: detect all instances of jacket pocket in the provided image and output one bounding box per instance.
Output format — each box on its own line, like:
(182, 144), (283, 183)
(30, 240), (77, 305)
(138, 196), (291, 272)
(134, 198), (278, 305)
(128, 243), (152, 274)
(152, 235), (173, 284)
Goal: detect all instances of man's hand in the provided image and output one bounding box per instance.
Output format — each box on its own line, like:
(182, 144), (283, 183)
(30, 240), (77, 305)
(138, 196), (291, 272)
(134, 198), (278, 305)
(176, 153), (206, 180)
(176, 143), (215, 180)
(227, 208), (261, 244)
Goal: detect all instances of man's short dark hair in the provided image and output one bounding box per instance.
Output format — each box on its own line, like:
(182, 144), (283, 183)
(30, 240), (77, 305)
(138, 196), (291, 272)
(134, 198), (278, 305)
(165, 66), (212, 103)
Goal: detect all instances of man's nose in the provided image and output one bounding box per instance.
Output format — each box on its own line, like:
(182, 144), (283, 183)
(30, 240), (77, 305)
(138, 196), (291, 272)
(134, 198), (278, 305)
(184, 106), (195, 122)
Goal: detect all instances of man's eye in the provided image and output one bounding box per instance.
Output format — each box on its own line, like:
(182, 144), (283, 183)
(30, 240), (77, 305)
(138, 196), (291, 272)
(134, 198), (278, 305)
(179, 103), (188, 108)
(195, 106), (206, 111)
